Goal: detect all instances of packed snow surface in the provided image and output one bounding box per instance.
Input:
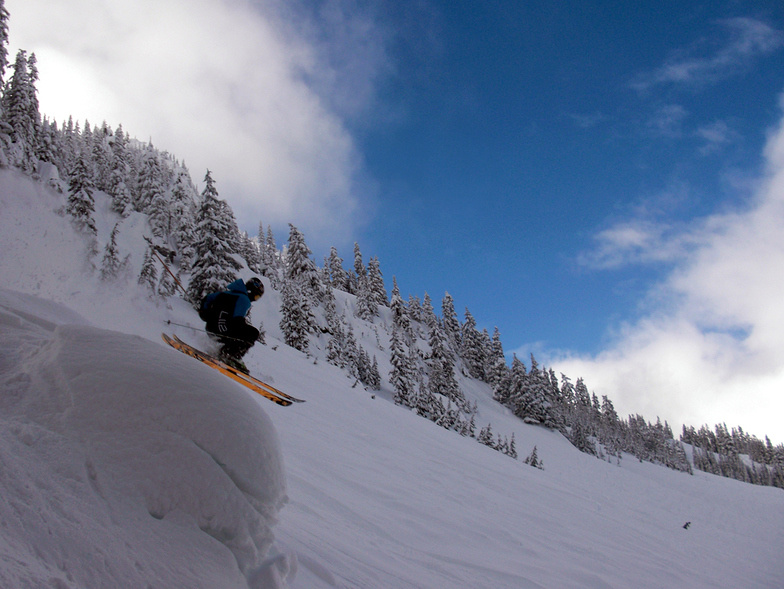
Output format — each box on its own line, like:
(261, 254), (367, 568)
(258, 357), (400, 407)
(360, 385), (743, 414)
(1, 168), (783, 588)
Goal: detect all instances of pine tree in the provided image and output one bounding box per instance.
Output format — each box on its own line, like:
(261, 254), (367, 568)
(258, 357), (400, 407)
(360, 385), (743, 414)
(441, 292), (461, 352)
(427, 319), (465, 409)
(279, 277), (311, 353)
(422, 293), (437, 331)
(327, 246), (349, 291)
(486, 327), (507, 387)
(99, 222), (129, 281)
(0, 0), (9, 83)
(2, 49), (41, 172)
(186, 170), (242, 305)
(66, 155), (98, 238)
(367, 257), (387, 307)
(494, 353), (525, 406)
(352, 242), (366, 294)
(460, 308), (486, 380)
(390, 277), (412, 341)
(507, 433), (518, 459)
(477, 424), (494, 447)
(263, 225), (281, 287)
(355, 274), (377, 320)
(169, 170), (197, 266)
(389, 326), (417, 406)
(138, 245), (158, 295)
(105, 124), (131, 216)
(524, 446), (544, 470)
(90, 121), (113, 192)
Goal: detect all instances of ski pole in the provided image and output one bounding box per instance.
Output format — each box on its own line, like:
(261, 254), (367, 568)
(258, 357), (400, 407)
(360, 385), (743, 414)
(144, 236), (188, 295)
(164, 320), (253, 344)
(151, 250), (188, 295)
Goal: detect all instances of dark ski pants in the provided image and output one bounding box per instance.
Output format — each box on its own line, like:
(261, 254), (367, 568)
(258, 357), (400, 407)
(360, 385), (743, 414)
(208, 318), (259, 360)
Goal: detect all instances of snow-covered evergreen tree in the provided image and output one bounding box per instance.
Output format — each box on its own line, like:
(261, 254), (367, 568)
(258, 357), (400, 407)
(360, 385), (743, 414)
(186, 170), (241, 305)
(138, 245), (158, 296)
(389, 326), (417, 406)
(390, 277), (412, 343)
(460, 308), (486, 380)
(2, 49), (41, 172)
(0, 0), (9, 84)
(367, 256), (387, 307)
(485, 327), (507, 387)
(352, 242), (366, 294)
(168, 169), (197, 266)
(327, 246), (349, 291)
(524, 446), (544, 470)
(441, 292), (461, 352)
(279, 277), (312, 353)
(427, 318), (465, 409)
(66, 154), (98, 243)
(477, 423), (494, 447)
(99, 222), (129, 281)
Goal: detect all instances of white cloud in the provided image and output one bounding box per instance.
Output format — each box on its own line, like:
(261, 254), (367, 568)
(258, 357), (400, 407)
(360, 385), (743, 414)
(632, 17), (784, 92)
(556, 104), (784, 443)
(7, 0), (389, 247)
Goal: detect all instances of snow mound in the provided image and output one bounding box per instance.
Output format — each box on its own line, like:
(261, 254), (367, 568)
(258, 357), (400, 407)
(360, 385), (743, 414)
(0, 290), (287, 588)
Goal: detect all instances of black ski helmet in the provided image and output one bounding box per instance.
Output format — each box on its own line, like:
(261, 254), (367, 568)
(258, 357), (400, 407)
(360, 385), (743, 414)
(245, 277), (264, 301)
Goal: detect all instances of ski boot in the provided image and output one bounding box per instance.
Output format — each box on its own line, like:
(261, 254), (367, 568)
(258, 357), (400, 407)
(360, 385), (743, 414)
(218, 351), (250, 374)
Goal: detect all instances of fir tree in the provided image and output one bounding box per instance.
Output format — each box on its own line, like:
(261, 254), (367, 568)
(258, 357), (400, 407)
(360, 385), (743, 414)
(138, 245), (158, 295)
(2, 49), (41, 172)
(389, 326), (417, 406)
(327, 246), (349, 291)
(390, 277), (412, 342)
(352, 242), (366, 293)
(485, 327), (507, 387)
(427, 319), (466, 409)
(524, 446), (544, 470)
(263, 225), (281, 287)
(66, 155), (98, 238)
(169, 170), (197, 266)
(421, 293), (437, 331)
(441, 292), (461, 352)
(279, 277), (311, 353)
(477, 424), (494, 447)
(186, 170), (242, 305)
(460, 308), (486, 380)
(0, 0), (9, 83)
(507, 433), (518, 459)
(106, 124), (132, 217)
(99, 222), (129, 281)
(367, 256), (387, 307)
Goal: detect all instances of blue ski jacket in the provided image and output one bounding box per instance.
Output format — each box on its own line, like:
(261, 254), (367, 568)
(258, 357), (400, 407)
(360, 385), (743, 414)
(200, 279), (252, 325)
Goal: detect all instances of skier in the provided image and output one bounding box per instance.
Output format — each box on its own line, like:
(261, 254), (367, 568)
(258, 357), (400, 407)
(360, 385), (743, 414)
(199, 277), (264, 371)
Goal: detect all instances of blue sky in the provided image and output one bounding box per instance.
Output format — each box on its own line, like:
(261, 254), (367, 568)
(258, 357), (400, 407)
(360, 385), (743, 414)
(360, 0), (784, 352)
(9, 0), (784, 440)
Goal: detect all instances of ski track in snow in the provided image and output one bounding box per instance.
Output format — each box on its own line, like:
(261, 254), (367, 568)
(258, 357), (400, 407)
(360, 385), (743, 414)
(1, 168), (784, 588)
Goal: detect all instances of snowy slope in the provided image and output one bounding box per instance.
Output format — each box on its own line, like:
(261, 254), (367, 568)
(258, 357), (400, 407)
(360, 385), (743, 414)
(1, 168), (783, 588)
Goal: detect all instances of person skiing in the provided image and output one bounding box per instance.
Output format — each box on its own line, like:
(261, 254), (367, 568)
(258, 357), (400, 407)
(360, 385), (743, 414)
(199, 277), (264, 371)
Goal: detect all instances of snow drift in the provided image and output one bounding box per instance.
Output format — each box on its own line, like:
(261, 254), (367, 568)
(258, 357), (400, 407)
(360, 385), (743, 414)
(0, 289), (287, 588)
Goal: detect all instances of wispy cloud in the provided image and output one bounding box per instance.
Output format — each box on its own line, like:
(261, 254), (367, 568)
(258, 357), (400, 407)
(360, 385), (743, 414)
(632, 17), (784, 92)
(560, 102), (784, 442)
(567, 111), (608, 130)
(646, 104), (689, 138)
(695, 119), (738, 155)
(577, 219), (699, 269)
(7, 0), (392, 247)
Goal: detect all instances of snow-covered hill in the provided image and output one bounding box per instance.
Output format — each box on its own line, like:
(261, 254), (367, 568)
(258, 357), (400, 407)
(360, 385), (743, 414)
(1, 168), (783, 588)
